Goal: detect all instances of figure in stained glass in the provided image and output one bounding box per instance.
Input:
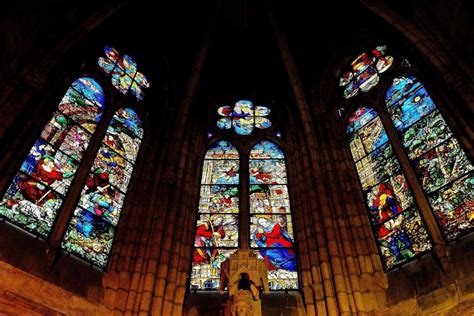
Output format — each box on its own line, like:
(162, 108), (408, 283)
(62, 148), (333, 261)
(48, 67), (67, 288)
(385, 76), (474, 241)
(378, 217), (415, 262)
(346, 106), (432, 269)
(191, 140), (240, 289)
(61, 108), (142, 268)
(376, 209), (431, 269)
(0, 77), (105, 237)
(250, 185), (290, 214)
(253, 217), (296, 272)
(413, 138), (473, 193)
(194, 216), (226, 263)
(249, 160), (287, 184)
(199, 185), (239, 213)
(369, 182), (402, 223)
(402, 111), (452, 159)
(248, 140), (298, 290)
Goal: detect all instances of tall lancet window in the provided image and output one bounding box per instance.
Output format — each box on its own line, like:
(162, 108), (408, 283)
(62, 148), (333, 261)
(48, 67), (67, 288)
(340, 44), (474, 271)
(0, 78), (105, 237)
(62, 108), (143, 268)
(346, 107), (432, 270)
(249, 140), (298, 289)
(385, 76), (474, 241)
(0, 46), (149, 272)
(191, 140), (240, 289)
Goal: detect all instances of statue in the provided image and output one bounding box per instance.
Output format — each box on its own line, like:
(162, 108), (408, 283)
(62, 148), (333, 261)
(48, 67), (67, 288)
(219, 250), (269, 316)
(228, 290), (254, 316)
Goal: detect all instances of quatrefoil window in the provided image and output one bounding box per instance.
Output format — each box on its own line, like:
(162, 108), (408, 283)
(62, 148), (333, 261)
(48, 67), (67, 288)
(217, 100), (271, 135)
(339, 45), (394, 99)
(98, 46), (150, 101)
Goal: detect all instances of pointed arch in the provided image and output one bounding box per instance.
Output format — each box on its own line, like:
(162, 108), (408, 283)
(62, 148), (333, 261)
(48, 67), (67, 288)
(385, 75), (474, 241)
(249, 140), (298, 289)
(346, 107), (433, 270)
(61, 108), (143, 268)
(190, 140), (240, 289)
(0, 77), (105, 237)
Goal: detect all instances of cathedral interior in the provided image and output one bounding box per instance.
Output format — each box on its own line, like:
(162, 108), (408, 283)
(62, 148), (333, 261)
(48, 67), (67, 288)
(0, 0), (473, 315)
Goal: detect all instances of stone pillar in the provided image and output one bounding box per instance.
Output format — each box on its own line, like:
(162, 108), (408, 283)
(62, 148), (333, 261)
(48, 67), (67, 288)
(149, 30), (211, 316)
(360, 0), (474, 113)
(270, 8), (388, 315)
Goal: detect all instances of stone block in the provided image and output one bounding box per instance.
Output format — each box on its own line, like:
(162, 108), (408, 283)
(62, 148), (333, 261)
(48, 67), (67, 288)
(416, 284), (459, 313)
(457, 275), (474, 297)
(375, 290), (387, 310)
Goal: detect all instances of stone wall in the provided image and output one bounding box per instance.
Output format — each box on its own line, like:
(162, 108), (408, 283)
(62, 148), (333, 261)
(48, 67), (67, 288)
(0, 261), (108, 315)
(184, 292), (305, 316)
(0, 1), (473, 315)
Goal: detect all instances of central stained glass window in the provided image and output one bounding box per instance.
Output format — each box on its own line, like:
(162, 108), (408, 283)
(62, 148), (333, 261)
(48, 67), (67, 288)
(191, 138), (299, 290)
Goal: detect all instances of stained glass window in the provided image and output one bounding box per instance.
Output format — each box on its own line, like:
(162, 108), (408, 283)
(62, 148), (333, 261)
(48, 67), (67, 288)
(249, 140), (298, 289)
(347, 107), (433, 270)
(217, 100), (272, 135)
(385, 76), (474, 241)
(98, 46), (150, 101)
(190, 140), (240, 289)
(61, 108), (143, 268)
(339, 45), (394, 99)
(0, 78), (105, 237)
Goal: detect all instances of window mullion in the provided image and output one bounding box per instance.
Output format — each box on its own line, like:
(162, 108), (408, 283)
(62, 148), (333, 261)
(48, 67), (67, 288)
(48, 108), (115, 252)
(240, 152), (250, 249)
(377, 106), (448, 257)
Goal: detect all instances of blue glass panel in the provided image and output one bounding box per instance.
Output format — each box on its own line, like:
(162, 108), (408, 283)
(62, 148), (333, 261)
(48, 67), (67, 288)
(389, 86), (436, 131)
(204, 141), (239, 160)
(217, 117), (231, 129)
(346, 107), (378, 134)
(112, 108), (143, 139)
(250, 140), (285, 159)
(71, 78), (105, 106)
(385, 75), (421, 108)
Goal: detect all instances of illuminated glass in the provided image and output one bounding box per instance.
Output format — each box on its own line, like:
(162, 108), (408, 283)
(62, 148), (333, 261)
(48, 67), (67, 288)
(61, 108), (143, 268)
(98, 46), (150, 101)
(217, 100), (271, 135)
(347, 107), (432, 270)
(249, 140), (298, 289)
(339, 45), (394, 99)
(0, 78), (105, 237)
(191, 140), (240, 289)
(385, 76), (474, 241)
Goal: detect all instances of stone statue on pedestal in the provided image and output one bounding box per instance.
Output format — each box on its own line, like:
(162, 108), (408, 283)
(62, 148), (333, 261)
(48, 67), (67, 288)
(219, 249), (269, 316)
